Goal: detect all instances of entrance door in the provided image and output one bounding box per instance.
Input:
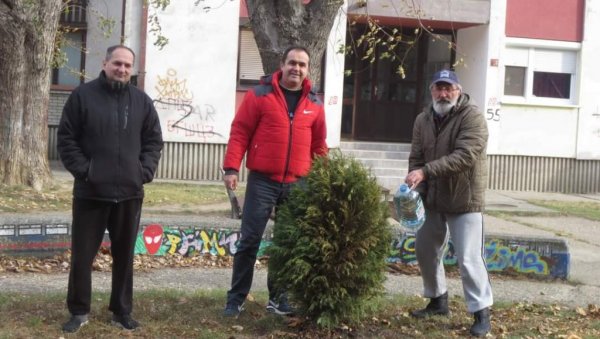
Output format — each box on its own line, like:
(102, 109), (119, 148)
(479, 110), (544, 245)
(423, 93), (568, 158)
(353, 40), (424, 142)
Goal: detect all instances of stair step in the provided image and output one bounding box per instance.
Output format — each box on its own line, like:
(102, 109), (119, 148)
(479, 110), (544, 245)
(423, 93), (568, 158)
(340, 141), (412, 152)
(343, 149), (410, 160)
(358, 158), (408, 168)
(339, 141), (411, 192)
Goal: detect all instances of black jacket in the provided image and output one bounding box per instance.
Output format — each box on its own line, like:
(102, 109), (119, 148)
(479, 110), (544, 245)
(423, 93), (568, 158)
(58, 71), (163, 202)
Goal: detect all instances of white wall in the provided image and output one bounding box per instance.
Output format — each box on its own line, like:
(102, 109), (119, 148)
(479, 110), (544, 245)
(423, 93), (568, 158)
(123, 0), (143, 74)
(495, 105), (578, 157)
(323, 2), (347, 148)
(457, 0), (597, 159)
(144, 0), (240, 144)
(84, 0), (123, 81)
(576, 0), (600, 159)
(455, 25), (489, 111)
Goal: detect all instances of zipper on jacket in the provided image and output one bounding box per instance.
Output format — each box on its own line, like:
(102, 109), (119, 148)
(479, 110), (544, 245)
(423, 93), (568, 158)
(282, 119), (294, 182)
(124, 104), (129, 130)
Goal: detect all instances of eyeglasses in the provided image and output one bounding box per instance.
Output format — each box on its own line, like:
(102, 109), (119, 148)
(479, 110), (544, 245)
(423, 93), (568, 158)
(432, 84), (459, 93)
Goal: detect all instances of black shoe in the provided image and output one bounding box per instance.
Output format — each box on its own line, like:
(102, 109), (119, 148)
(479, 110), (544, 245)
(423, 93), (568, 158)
(411, 292), (449, 318)
(470, 307), (491, 337)
(62, 314), (89, 333)
(223, 302), (244, 318)
(266, 297), (295, 316)
(111, 314), (140, 330)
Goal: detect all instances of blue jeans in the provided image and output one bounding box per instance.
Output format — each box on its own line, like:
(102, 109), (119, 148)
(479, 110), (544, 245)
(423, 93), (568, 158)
(226, 171), (296, 306)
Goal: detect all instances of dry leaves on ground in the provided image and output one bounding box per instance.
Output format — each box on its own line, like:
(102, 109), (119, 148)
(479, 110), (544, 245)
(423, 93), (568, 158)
(0, 247), (234, 274)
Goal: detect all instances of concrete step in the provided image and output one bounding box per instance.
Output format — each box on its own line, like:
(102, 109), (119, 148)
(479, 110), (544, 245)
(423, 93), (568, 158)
(339, 141), (411, 192)
(376, 176), (405, 192)
(342, 149), (410, 160)
(370, 167), (408, 177)
(340, 141), (412, 152)
(358, 158), (408, 169)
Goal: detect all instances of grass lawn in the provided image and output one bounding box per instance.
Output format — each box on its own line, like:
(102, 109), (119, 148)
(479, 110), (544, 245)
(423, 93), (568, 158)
(0, 180), (242, 213)
(0, 289), (598, 338)
(527, 200), (600, 222)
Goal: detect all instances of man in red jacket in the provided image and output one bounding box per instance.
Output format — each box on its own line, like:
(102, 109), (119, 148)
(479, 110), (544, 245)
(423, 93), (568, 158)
(222, 45), (328, 317)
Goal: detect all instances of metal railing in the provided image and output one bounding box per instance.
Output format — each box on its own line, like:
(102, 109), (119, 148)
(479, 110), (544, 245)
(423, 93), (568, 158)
(60, 0), (88, 27)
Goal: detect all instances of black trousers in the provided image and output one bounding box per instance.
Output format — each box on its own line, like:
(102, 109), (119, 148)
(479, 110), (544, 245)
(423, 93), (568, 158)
(226, 171), (295, 306)
(67, 198), (142, 316)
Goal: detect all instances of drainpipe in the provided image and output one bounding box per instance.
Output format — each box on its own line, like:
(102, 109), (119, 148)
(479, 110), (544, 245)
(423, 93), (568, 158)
(120, 0), (126, 43)
(138, 2), (149, 91)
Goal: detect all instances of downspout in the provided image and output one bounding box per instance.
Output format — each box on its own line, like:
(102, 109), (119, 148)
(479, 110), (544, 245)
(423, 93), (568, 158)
(121, 0), (126, 43)
(138, 2), (149, 91)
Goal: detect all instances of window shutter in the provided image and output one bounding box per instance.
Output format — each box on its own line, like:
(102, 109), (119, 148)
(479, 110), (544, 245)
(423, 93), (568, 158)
(239, 30), (265, 82)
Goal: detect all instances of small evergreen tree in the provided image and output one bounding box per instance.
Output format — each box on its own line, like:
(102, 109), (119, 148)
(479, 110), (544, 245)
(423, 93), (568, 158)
(268, 152), (392, 328)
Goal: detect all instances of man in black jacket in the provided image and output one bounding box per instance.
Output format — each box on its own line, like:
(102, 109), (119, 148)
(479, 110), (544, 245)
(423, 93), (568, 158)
(57, 45), (163, 333)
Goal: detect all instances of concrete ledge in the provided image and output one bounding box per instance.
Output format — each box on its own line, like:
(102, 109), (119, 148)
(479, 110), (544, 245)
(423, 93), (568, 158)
(0, 216), (569, 280)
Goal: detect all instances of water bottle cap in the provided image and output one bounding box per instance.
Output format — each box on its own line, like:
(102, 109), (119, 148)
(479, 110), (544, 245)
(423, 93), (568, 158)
(399, 184), (409, 192)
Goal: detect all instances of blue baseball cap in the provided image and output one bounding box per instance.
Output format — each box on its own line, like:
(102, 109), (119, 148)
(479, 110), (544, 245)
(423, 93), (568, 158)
(431, 69), (460, 86)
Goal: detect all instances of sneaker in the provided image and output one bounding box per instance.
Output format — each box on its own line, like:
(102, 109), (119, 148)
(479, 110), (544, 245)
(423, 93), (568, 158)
(266, 298), (295, 316)
(223, 303), (244, 318)
(111, 314), (140, 330)
(62, 314), (89, 333)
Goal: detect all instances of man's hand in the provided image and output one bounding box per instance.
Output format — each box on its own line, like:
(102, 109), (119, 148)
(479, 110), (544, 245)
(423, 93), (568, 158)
(405, 169), (425, 189)
(224, 174), (238, 191)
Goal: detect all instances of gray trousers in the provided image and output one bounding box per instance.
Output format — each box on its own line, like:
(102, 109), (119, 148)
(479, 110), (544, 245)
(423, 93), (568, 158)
(415, 210), (493, 313)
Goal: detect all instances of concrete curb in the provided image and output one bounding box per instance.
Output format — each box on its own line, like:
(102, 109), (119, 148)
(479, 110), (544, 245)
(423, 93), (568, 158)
(0, 213), (569, 280)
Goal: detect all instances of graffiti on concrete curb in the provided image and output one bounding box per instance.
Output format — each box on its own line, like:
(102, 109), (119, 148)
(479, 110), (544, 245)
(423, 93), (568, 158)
(134, 224), (273, 258)
(0, 223), (570, 279)
(386, 233), (568, 278)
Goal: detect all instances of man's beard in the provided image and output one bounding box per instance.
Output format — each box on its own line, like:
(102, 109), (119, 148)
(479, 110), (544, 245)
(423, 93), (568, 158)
(433, 97), (458, 116)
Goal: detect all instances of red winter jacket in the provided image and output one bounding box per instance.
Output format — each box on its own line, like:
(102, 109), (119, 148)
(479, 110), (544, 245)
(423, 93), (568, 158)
(223, 70), (328, 183)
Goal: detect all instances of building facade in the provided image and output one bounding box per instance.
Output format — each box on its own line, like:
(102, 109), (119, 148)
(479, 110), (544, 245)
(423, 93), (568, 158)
(49, 0), (600, 193)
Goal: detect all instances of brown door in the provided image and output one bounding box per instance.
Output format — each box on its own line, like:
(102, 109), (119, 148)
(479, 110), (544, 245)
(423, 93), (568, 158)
(353, 40), (424, 142)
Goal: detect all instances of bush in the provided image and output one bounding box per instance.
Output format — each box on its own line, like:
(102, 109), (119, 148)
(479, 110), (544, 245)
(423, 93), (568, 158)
(268, 152), (392, 328)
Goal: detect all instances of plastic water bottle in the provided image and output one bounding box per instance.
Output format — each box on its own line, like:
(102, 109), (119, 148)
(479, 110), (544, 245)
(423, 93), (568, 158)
(393, 184), (425, 231)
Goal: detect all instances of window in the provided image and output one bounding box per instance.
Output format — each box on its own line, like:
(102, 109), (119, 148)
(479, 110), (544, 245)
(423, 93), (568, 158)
(52, 31), (85, 87)
(532, 71), (570, 98)
(237, 29), (264, 86)
(504, 66), (525, 96)
(503, 45), (577, 104)
(53, 0), (87, 88)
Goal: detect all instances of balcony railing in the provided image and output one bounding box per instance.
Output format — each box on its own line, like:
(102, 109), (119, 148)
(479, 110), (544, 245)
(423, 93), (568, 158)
(60, 0), (88, 27)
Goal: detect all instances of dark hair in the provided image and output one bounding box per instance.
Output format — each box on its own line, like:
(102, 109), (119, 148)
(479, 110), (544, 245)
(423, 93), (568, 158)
(105, 45), (136, 62)
(281, 45), (310, 63)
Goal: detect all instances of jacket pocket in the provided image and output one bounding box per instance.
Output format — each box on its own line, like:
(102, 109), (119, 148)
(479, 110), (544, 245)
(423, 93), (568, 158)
(86, 158), (95, 183)
(138, 161), (146, 185)
(449, 171), (471, 209)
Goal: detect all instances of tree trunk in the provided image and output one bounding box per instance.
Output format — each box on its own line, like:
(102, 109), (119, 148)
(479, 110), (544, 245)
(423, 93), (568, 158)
(0, 0), (62, 190)
(247, 0), (344, 92)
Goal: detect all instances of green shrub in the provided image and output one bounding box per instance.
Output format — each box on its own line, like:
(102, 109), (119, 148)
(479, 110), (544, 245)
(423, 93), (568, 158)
(268, 152), (392, 328)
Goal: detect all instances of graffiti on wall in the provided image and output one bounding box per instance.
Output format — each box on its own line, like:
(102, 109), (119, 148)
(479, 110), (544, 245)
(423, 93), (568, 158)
(387, 233), (562, 277)
(154, 69), (222, 141)
(135, 224), (241, 256)
(0, 223), (569, 279)
(134, 224), (273, 258)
